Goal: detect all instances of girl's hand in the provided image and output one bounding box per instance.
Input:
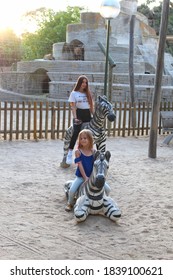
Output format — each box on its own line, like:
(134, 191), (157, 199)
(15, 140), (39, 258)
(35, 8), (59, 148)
(84, 177), (89, 183)
(73, 118), (82, 125)
(81, 177), (89, 188)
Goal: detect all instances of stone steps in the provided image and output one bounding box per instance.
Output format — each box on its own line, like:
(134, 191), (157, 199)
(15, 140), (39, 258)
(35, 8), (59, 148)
(49, 81), (173, 103)
(48, 72), (173, 86)
(17, 60), (145, 74)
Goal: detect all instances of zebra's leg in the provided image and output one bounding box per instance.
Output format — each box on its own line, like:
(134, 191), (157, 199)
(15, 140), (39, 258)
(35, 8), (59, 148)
(74, 196), (89, 222)
(60, 126), (73, 168)
(103, 197), (121, 222)
(104, 182), (111, 196)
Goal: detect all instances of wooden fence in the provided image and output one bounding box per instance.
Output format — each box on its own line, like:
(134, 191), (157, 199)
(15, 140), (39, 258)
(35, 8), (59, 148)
(0, 101), (173, 141)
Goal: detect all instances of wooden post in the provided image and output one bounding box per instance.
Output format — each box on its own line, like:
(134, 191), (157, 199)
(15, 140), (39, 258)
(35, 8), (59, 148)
(148, 0), (170, 158)
(129, 14), (136, 128)
(34, 101), (37, 140)
(129, 14), (135, 105)
(10, 102), (13, 141)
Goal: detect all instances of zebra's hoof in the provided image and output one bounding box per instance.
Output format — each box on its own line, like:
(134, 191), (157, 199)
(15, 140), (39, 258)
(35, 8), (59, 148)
(60, 161), (70, 168)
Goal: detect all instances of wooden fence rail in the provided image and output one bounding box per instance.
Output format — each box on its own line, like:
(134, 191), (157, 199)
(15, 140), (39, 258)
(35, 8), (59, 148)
(0, 101), (173, 141)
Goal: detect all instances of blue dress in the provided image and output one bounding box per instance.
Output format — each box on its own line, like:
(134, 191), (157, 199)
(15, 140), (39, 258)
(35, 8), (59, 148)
(75, 151), (94, 178)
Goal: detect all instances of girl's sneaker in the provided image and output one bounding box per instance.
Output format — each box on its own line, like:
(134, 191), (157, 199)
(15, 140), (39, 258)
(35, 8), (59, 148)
(66, 150), (73, 164)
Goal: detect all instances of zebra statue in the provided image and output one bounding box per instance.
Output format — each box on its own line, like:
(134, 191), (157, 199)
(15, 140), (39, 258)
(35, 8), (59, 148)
(64, 150), (121, 222)
(60, 95), (116, 168)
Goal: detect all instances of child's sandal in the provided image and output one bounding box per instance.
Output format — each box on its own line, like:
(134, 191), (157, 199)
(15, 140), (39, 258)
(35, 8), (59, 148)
(65, 204), (73, 212)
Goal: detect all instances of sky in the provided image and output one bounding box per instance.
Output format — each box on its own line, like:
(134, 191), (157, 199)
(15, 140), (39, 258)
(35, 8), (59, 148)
(0, 0), (159, 36)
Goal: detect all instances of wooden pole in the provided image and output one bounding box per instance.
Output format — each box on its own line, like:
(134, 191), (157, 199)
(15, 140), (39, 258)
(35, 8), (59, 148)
(129, 14), (136, 128)
(148, 0), (170, 158)
(34, 101), (37, 140)
(129, 14), (135, 105)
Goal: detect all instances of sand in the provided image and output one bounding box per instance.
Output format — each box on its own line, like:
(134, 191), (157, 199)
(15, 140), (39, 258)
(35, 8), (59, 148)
(0, 135), (173, 260)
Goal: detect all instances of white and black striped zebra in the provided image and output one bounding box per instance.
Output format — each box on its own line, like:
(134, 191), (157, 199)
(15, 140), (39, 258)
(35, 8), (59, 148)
(60, 95), (116, 168)
(64, 150), (121, 222)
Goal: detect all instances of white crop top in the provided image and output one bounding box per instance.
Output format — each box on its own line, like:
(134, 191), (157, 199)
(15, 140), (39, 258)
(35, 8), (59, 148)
(68, 91), (90, 109)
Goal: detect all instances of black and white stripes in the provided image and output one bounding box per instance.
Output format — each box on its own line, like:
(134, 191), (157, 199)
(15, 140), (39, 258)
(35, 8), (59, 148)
(64, 150), (121, 222)
(61, 95), (116, 167)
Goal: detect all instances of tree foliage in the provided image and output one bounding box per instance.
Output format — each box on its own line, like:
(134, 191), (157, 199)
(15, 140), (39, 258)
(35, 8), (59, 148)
(1, 2), (173, 65)
(137, 1), (173, 55)
(0, 29), (22, 67)
(0, 6), (83, 65)
(21, 6), (82, 60)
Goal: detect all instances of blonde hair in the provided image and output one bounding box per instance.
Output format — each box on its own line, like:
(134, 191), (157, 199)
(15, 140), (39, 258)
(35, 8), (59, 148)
(78, 129), (93, 150)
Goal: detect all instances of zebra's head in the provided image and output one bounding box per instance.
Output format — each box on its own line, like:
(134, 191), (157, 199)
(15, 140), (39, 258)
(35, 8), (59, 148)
(96, 95), (116, 122)
(92, 150), (111, 189)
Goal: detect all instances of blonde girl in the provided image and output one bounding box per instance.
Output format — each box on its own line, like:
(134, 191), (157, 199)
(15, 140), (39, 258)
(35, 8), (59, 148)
(65, 129), (95, 211)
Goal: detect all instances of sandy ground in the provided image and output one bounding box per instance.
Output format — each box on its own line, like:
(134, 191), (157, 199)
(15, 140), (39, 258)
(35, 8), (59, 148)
(0, 135), (173, 260)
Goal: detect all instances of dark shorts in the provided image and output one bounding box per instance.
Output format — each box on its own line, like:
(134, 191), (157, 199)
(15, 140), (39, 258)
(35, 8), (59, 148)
(76, 108), (91, 122)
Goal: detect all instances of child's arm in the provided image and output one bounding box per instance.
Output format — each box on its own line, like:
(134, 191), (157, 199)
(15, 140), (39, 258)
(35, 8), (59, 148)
(75, 150), (88, 181)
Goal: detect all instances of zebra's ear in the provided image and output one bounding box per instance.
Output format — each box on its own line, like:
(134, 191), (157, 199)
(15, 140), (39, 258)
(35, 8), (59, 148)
(102, 95), (107, 100)
(94, 150), (100, 160)
(98, 95), (107, 101)
(105, 151), (111, 161)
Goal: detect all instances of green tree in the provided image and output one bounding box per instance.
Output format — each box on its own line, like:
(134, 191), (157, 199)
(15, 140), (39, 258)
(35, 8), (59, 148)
(21, 6), (83, 60)
(0, 29), (22, 67)
(137, 2), (163, 34)
(138, 1), (173, 55)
